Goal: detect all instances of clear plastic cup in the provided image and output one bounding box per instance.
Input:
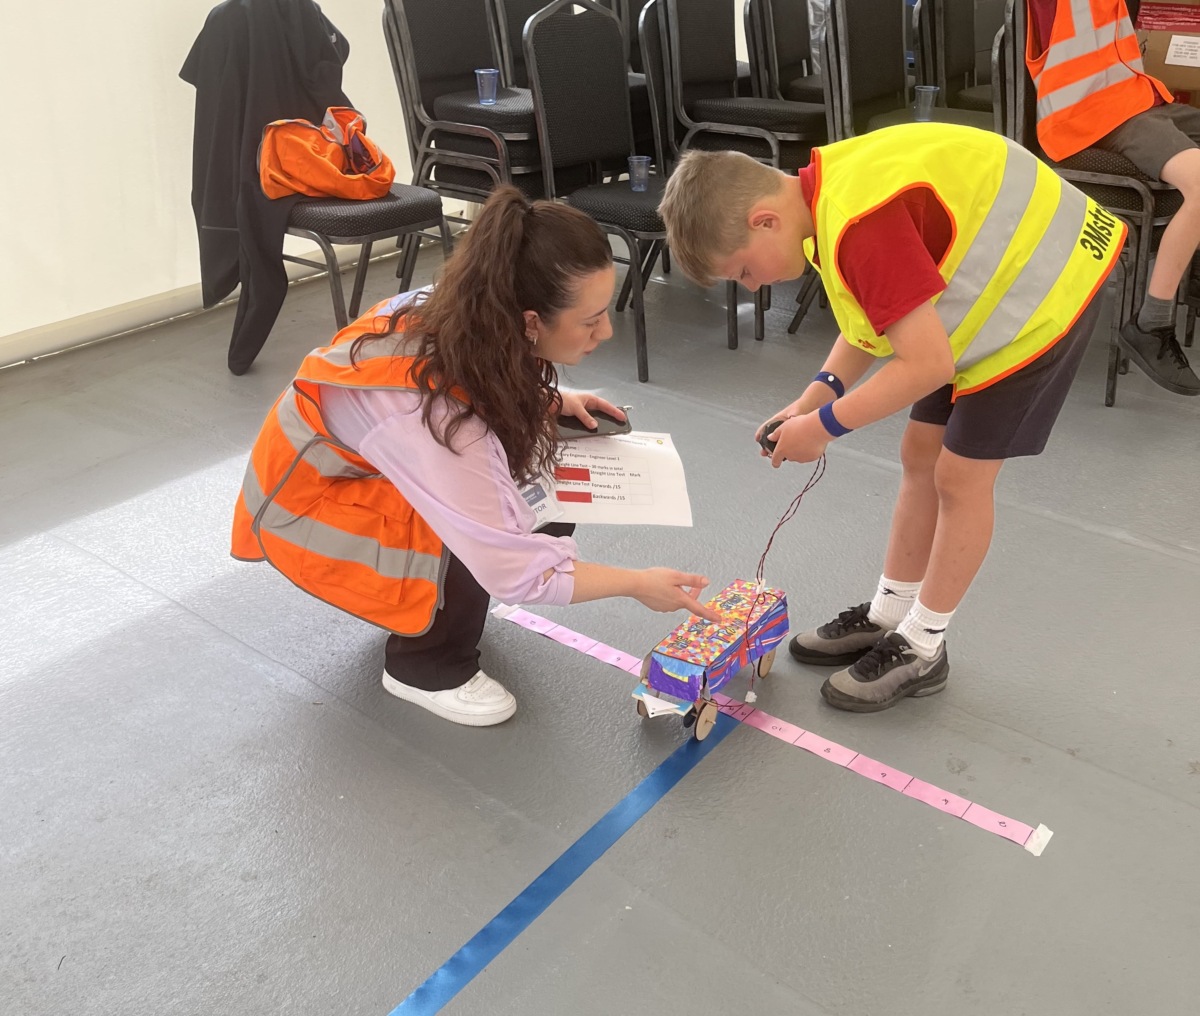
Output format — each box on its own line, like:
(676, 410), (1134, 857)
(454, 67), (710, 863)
(914, 84), (939, 122)
(628, 155), (651, 192)
(475, 68), (500, 105)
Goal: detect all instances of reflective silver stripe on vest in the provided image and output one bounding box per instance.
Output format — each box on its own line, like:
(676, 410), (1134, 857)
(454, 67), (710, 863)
(308, 335), (419, 370)
(935, 140), (1038, 337)
(242, 463), (444, 584)
(275, 389), (376, 479)
(936, 140), (1090, 369)
(1038, 0), (1135, 75)
(1036, 63), (1137, 119)
(958, 184), (1088, 368)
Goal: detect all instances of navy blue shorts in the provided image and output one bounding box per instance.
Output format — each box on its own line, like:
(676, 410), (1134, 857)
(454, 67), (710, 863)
(908, 293), (1104, 460)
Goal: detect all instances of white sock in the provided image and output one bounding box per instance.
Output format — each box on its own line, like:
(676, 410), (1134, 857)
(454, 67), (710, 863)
(868, 575), (922, 630)
(897, 598), (955, 660)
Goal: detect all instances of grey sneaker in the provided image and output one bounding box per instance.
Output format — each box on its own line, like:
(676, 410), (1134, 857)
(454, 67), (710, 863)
(789, 603), (883, 666)
(820, 633), (948, 713)
(1118, 320), (1200, 396)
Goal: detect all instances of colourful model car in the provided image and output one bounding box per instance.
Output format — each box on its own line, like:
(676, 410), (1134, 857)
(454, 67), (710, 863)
(632, 579), (789, 740)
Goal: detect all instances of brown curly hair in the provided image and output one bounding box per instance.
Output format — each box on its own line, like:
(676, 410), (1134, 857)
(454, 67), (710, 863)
(352, 186), (613, 485)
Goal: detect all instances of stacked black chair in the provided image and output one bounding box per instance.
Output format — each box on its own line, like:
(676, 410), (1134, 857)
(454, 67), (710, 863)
(664, 0), (827, 167)
(910, 0), (998, 132)
(494, 0), (656, 158)
(381, 0), (548, 203)
(496, 0), (591, 88)
(819, 0), (908, 138)
(747, 0), (824, 105)
(742, 0), (833, 336)
(524, 0), (667, 381)
(633, 0), (759, 345)
(661, 0), (830, 342)
(624, 0), (755, 99)
(921, 0), (996, 113)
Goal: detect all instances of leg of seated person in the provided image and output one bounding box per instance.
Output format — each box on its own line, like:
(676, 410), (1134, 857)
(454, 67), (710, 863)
(1100, 107), (1200, 395)
(1148, 147), (1200, 305)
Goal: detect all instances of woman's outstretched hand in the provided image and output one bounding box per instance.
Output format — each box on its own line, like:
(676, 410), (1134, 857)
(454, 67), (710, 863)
(631, 569), (722, 622)
(557, 390), (625, 430)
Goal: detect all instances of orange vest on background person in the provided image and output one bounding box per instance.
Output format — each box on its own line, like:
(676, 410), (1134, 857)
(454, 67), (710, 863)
(231, 298), (450, 636)
(1027, 0), (1173, 161)
(258, 106), (396, 200)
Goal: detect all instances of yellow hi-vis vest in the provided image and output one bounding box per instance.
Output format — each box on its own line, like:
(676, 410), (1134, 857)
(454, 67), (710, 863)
(803, 124), (1125, 395)
(231, 295), (451, 636)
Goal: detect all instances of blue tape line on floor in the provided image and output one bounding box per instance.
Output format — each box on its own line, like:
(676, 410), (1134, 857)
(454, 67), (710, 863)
(389, 711), (737, 1015)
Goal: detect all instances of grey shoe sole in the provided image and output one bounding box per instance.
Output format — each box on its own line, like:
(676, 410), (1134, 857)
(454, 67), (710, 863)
(788, 636), (875, 667)
(820, 661), (949, 713)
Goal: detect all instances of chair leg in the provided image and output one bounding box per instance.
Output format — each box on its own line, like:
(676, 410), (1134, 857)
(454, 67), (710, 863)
(754, 287), (765, 341)
(348, 241), (373, 321)
(615, 240), (660, 313)
(1186, 305), (1196, 347)
(309, 232), (349, 329)
(1105, 259), (1127, 407)
(1119, 258), (1134, 374)
(662, 246), (671, 274)
(640, 240), (662, 288)
(787, 273), (821, 334)
(727, 280), (739, 350)
(626, 236), (650, 382)
(1105, 313), (1121, 407)
(439, 218), (454, 259)
(397, 234), (421, 293)
(615, 260), (635, 313)
(763, 284), (771, 312)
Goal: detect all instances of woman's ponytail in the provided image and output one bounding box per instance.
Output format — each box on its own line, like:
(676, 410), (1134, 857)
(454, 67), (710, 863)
(357, 185), (612, 485)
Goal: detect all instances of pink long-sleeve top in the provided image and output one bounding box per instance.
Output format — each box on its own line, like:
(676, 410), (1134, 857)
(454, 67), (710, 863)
(318, 382), (578, 606)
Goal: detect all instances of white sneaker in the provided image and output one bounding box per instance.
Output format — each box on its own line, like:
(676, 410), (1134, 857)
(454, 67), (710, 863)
(381, 670), (517, 726)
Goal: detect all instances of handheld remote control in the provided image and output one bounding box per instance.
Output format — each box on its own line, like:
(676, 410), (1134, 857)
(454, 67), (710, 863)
(758, 418), (784, 454)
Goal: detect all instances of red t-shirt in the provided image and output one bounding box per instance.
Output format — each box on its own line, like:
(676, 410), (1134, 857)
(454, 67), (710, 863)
(798, 163), (950, 336)
(1027, 0), (1057, 53)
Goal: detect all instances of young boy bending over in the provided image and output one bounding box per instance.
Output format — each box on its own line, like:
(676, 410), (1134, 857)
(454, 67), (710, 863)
(659, 124), (1122, 712)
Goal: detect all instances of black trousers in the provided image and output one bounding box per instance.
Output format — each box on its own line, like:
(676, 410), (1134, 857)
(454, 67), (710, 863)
(384, 523), (576, 691)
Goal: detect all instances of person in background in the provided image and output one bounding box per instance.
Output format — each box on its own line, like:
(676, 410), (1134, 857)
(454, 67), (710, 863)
(1028, 0), (1200, 395)
(233, 187), (719, 727)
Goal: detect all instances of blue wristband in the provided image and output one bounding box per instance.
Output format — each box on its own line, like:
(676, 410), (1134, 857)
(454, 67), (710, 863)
(814, 371), (845, 398)
(818, 401), (853, 438)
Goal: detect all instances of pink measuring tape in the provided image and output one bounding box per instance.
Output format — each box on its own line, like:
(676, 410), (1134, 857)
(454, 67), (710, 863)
(493, 604), (1054, 857)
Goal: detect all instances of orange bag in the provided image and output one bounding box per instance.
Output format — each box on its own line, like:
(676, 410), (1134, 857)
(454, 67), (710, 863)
(258, 107), (395, 200)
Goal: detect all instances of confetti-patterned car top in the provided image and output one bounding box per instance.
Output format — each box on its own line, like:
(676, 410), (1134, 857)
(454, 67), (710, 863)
(653, 580), (786, 667)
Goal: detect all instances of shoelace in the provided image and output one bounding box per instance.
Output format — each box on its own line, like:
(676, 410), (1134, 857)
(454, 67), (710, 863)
(1156, 331), (1191, 369)
(855, 636), (909, 679)
(829, 604), (872, 636)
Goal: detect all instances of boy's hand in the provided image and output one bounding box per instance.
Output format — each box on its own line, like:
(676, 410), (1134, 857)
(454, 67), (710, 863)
(557, 391), (626, 430)
(755, 391), (836, 456)
(769, 411), (830, 466)
(755, 402), (803, 456)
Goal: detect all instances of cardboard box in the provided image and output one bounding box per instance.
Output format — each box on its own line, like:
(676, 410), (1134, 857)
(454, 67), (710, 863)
(1138, 1), (1200, 103)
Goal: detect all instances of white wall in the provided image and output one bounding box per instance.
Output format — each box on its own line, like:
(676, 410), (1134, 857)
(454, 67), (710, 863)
(0, 1), (750, 366)
(0, 0), (416, 364)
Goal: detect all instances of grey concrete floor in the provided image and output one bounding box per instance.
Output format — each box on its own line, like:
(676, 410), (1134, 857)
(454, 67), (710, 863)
(3, 248), (1199, 1016)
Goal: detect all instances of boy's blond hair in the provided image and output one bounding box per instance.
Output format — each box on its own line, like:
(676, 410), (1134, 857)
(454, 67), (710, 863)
(658, 150), (786, 287)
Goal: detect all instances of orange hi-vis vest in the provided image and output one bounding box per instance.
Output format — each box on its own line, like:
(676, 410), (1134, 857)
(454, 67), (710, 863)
(1027, 0), (1172, 161)
(259, 107), (396, 200)
(231, 297), (449, 636)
